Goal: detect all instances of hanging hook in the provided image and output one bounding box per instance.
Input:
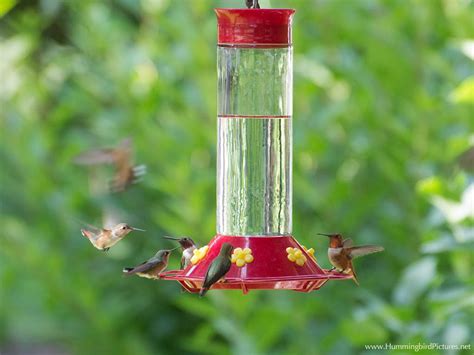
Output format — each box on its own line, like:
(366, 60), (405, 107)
(246, 0), (260, 9)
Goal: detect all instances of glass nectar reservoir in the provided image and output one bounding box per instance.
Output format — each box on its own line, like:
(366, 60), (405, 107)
(216, 9), (294, 237)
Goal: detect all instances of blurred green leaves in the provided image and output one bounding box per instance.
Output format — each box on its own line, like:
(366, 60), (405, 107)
(450, 76), (474, 104)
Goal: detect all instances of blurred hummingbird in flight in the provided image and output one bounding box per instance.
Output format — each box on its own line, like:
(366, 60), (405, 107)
(123, 248), (177, 279)
(318, 233), (384, 285)
(163, 236), (197, 269)
(200, 243), (234, 297)
(81, 223), (145, 251)
(74, 138), (146, 192)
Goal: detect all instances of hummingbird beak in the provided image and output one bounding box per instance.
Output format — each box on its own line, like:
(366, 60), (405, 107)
(170, 246), (180, 252)
(163, 236), (180, 241)
(317, 233), (332, 237)
(131, 227), (146, 232)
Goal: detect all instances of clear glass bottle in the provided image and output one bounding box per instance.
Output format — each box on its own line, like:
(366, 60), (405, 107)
(215, 9), (295, 236)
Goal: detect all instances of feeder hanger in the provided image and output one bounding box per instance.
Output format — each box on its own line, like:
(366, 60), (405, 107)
(246, 0), (260, 9)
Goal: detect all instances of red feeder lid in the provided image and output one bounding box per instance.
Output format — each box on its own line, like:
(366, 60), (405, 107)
(215, 9), (295, 45)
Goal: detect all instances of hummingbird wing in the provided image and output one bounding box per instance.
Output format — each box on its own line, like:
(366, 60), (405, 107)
(202, 256), (232, 289)
(73, 218), (102, 234)
(73, 149), (118, 165)
(81, 229), (96, 239)
(118, 138), (133, 151)
(123, 257), (160, 275)
(347, 245), (384, 259)
(343, 238), (353, 247)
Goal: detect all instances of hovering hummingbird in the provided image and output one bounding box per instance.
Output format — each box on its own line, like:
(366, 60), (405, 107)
(81, 223), (145, 251)
(74, 138), (146, 192)
(163, 236), (197, 269)
(123, 248), (176, 279)
(199, 243), (234, 297)
(318, 233), (384, 285)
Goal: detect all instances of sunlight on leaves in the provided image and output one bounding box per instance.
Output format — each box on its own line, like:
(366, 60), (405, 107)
(449, 76), (474, 104)
(393, 257), (437, 306)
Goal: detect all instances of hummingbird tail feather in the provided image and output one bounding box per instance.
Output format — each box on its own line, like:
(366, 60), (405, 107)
(123, 267), (134, 274)
(199, 287), (208, 297)
(351, 268), (359, 286)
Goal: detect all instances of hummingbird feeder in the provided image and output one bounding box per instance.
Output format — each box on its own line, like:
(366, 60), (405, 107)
(161, 4), (352, 293)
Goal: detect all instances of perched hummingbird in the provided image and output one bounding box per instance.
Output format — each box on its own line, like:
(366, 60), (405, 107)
(163, 236), (197, 269)
(123, 248), (176, 279)
(199, 243), (234, 297)
(74, 138), (147, 192)
(318, 233), (384, 285)
(81, 223), (145, 251)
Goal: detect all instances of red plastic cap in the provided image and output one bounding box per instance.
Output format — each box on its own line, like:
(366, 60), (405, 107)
(215, 9), (295, 45)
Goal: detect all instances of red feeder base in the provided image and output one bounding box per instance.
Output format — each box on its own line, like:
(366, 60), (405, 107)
(160, 235), (352, 294)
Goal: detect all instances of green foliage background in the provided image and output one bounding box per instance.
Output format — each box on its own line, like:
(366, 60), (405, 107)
(1, 0), (473, 354)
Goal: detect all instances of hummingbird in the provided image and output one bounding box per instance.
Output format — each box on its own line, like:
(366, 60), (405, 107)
(81, 223), (145, 251)
(163, 236), (197, 270)
(74, 138), (147, 192)
(199, 243), (234, 297)
(318, 233), (384, 285)
(123, 248), (176, 279)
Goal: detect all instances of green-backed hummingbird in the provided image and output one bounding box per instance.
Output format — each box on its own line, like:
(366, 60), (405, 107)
(199, 243), (234, 297)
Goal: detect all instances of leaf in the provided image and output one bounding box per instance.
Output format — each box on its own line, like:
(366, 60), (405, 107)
(393, 257), (437, 305)
(0, 0), (16, 17)
(449, 76), (474, 104)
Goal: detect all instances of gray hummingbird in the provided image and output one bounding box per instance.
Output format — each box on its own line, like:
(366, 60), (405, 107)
(74, 138), (146, 192)
(123, 248), (176, 279)
(81, 223), (145, 251)
(318, 233), (384, 285)
(163, 236), (197, 269)
(199, 243), (234, 297)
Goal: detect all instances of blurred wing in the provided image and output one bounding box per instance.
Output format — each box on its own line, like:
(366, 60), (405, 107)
(343, 238), (353, 247)
(348, 245), (384, 259)
(73, 149), (117, 165)
(75, 219), (101, 234)
(102, 208), (122, 229)
(118, 138), (133, 152)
